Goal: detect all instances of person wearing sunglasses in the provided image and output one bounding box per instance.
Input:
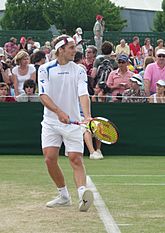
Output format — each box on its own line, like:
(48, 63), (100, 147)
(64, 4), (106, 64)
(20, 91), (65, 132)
(144, 49), (165, 96)
(106, 54), (134, 102)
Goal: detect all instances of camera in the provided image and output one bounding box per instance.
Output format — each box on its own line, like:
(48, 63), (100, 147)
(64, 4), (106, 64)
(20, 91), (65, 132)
(98, 81), (111, 94)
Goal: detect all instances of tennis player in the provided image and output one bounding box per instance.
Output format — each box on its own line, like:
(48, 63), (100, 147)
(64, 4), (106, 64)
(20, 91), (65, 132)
(38, 35), (93, 212)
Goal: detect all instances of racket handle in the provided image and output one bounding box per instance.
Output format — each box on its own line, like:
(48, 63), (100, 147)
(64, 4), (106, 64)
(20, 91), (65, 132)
(69, 120), (80, 125)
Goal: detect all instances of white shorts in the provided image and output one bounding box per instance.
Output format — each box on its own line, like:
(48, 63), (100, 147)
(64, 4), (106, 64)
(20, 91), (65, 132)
(41, 122), (84, 153)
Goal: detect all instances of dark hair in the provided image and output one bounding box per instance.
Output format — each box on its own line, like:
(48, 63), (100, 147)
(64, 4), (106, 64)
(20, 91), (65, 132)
(32, 51), (46, 63)
(101, 41), (113, 55)
(74, 51), (83, 63)
(23, 79), (36, 93)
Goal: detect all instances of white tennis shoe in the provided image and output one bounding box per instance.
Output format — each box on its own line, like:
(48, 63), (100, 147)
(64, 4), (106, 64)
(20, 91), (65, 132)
(90, 151), (103, 160)
(79, 189), (94, 212)
(96, 149), (104, 159)
(46, 195), (72, 208)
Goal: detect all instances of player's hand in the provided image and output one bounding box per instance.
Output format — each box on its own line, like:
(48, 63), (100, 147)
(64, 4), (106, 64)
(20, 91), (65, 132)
(56, 109), (69, 124)
(83, 116), (93, 124)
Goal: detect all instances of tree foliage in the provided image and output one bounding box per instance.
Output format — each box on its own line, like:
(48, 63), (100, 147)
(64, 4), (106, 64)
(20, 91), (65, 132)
(153, 0), (165, 32)
(1, 0), (127, 32)
(1, 0), (49, 30)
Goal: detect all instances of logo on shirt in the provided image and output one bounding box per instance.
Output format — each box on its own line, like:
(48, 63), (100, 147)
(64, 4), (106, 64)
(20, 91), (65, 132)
(57, 72), (69, 75)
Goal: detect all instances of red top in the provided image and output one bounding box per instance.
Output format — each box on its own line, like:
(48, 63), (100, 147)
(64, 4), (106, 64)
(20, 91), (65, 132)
(5, 97), (16, 102)
(129, 43), (141, 56)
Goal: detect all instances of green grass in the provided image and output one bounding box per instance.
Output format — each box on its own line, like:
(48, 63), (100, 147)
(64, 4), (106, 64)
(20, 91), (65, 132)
(0, 155), (165, 233)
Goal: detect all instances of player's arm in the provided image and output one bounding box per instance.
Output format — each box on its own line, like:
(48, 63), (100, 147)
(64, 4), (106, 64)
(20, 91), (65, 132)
(79, 94), (91, 121)
(40, 94), (69, 123)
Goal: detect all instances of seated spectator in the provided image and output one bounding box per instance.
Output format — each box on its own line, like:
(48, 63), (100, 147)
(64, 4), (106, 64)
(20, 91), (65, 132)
(115, 39), (130, 56)
(149, 80), (165, 103)
(91, 81), (111, 102)
(155, 39), (165, 55)
(4, 37), (18, 59)
(148, 48), (154, 58)
(12, 50), (36, 96)
(74, 51), (86, 71)
(139, 56), (155, 80)
(122, 74), (147, 103)
(0, 48), (11, 85)
(144, 49), (165, 96)
(30, 50), (46, 84)
(83, 45), (97, 76)
(16, 79), (40, 102)
(129, 36), (141, 58)
(18, 36), (28, 51)
(91, 41), (118, 85)
(141, 38), (153, 58)
(133, 51), (143, 73)
(0, 82), (15, 102)
(106, 54), (133, 102)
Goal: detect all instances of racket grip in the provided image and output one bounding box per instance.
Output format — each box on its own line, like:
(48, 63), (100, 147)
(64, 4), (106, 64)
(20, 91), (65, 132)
(69, 120), (80, 125)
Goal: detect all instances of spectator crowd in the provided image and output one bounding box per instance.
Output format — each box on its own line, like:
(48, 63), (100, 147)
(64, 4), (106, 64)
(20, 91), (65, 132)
(0, 19), (165, 104)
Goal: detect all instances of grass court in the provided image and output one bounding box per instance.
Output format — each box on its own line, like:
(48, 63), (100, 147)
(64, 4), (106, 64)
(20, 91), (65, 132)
(0, 155), (165, 233)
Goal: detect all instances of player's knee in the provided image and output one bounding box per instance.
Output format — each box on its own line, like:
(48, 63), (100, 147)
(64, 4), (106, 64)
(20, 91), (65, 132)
(70, 154), (83, 167)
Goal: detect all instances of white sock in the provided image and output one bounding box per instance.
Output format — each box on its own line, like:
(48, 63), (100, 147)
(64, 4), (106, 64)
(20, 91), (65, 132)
(57, 186), (70, 198)
(77, 186), (86, 200)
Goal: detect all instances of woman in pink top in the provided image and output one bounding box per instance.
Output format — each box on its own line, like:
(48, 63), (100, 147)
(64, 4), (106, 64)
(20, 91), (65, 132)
(106, 54), (133, 102)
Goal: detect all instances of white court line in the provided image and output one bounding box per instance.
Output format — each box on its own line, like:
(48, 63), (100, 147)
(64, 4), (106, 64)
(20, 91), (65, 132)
(87, 176), (122, 233)
(97, 183), (165, 186)
(90, 175), (165, 177)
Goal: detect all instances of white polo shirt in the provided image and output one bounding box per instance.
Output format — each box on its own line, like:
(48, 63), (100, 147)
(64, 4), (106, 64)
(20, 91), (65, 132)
(38, 59), (88, 125)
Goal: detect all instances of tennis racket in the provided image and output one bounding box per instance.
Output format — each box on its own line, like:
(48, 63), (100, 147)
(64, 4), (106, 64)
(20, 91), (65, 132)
(70, 117), (119, 144)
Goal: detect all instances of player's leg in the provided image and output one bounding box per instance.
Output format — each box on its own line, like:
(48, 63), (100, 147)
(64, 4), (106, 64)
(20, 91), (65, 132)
(43, 146), (65, 187)
(42, 126), (71, 208)
(64, 126), (93, 211)
(68, 152), (93, 212)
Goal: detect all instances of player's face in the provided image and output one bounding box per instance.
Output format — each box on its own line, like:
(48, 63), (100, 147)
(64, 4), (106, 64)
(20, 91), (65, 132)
(62, 42), (76, 62)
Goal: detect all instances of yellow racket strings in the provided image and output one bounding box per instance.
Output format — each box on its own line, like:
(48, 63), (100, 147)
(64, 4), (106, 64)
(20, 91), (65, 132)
(92, 119), (118, 143)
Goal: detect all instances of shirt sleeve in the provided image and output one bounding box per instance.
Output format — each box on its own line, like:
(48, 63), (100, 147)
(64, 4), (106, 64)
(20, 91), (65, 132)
(106, 71), (114, 87)
(78, 67), (89, 97)
(143, 64), (152, 81)
(38, 65), (49, 96)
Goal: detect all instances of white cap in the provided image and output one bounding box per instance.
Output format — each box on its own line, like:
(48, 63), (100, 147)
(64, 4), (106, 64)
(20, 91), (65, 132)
(156, 49), (165, 56)
(156, 79), (165, 86)
(34, 42), (40, 49)
(130, 74), (143, 86)
(76, 27), (83, 34)
(0, 47), (5, 56)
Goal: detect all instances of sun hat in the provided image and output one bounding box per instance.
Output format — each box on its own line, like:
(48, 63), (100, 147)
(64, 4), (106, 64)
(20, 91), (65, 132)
(130, 74), (143, 86)
(156, 49), (165, 56)
(76, 27), (83, 34)
(156, 79), (165, 86)
(0, 47), (5, 56)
